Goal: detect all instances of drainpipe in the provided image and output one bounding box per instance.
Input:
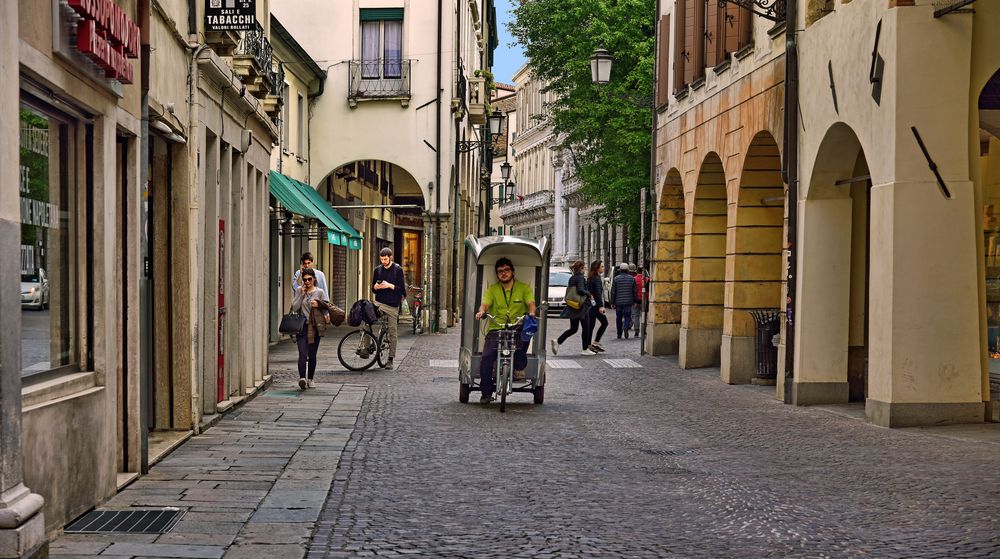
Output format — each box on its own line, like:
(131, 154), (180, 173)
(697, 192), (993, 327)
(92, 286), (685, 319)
(640, 0), (661, 357)
(186, 38), (209, 430)
(139, 0), (151, 473)
(433, 0), (444, 332)
(782, 0), (799, 404)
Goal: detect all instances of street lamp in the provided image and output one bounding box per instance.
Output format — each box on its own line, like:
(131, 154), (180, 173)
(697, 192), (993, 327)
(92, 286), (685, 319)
(500, 160), (512, 181)
(487, 108), (505, 136)
(590, 48), (613, 84)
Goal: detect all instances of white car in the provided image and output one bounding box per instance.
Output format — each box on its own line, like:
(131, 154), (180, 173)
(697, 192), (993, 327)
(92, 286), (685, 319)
(547, 267), (571, 313)
(20, 269), (49, 310)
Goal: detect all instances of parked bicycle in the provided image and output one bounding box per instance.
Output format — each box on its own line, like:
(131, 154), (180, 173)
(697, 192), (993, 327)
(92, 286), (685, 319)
(408, 286), (423, 335)
(338, 305), (391, 371)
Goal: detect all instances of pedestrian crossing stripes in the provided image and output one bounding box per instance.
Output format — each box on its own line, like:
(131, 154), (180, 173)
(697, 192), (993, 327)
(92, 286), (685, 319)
(429, 359), (458, 368)
(603, 358), (642, 368)
(547, 359), (582, 369)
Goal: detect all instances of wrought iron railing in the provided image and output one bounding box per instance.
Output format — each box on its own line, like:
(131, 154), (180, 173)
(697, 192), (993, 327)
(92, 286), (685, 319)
(236, 22), (274, 82)
(269, 61), (285, 97)
(349, 60), (412, 99)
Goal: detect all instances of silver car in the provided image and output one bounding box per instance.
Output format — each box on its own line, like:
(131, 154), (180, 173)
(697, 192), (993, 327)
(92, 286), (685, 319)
(20, 269), (49, 310)
(547, 267), (571, 313)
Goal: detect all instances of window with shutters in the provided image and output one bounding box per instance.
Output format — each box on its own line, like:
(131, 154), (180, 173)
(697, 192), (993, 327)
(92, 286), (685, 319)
(656, 14), (671, 108)
(673, 0), (686, 95)
(350, 8), (411, 101)
(683, 0), (705, 84)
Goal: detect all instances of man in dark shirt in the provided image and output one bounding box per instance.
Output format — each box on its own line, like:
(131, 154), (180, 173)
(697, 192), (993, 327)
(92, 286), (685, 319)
(372, 247), (406, 369)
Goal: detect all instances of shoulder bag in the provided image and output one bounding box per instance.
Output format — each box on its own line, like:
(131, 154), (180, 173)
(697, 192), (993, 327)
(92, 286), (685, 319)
(278, 309), (307, 334)
(564, 285), (585, 310)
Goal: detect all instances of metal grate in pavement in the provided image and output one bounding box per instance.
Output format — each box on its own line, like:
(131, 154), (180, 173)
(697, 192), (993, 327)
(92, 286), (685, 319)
(432, 376), (457, 382)
(547, 359), (581, 369)
(604, 358), (641, 368)
(430, 359), (459, 368)
(65, 509), (184, 534)
(641, 448), (696, 457)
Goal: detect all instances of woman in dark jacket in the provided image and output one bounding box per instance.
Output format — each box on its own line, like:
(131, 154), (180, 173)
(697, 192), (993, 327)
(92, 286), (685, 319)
(551, 260), (596, 356)
(586, 260), (607, 353)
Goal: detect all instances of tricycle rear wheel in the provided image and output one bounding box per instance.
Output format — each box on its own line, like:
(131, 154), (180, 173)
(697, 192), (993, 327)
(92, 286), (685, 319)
(459, 383), (471, 403)
(533, 385), (544, 404)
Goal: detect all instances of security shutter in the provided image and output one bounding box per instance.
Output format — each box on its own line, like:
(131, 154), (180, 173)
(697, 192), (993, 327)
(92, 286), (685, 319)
(673, 0), (686, 92)
(360, 8), (404, 21)
(656, 14), (671, 107)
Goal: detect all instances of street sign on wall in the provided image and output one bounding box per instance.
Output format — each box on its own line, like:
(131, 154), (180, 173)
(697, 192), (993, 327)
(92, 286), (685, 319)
(205, 0), (256, 32)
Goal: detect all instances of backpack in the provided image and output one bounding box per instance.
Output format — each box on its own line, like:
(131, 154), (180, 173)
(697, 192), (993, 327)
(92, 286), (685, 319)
(348, 300), (380, 326)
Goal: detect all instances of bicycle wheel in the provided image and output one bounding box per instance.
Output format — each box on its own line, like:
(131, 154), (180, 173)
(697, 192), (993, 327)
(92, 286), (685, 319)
(376, 331), (392, 368)
(498, 360), (510, 413)
(337, 330), (379, 371)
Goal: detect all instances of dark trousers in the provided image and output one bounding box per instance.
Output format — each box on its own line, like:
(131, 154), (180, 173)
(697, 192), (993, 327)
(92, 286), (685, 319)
(297, 333), (321, 379)
(590, 307), (608, 343)
(557, 313), (593, 350)
(479, 330), (529, 397)
(615, 306), (633, 338)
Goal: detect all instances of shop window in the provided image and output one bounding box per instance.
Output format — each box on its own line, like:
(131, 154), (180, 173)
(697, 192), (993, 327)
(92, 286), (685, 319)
(19, 104), (82, 378)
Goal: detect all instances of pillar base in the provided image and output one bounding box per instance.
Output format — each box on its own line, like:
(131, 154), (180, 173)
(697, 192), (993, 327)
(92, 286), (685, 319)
(679, 327), (721, 369)
(720, 335), (755, 384)
(0, 485), (46, 559)
(865, 399), (985, 428)
(647, 323), (679, 356)
(792, 381), (849, 406)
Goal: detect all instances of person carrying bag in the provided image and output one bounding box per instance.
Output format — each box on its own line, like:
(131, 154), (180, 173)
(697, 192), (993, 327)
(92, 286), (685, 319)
(551, 260), (596, 356)
(290, 268), (332, 390)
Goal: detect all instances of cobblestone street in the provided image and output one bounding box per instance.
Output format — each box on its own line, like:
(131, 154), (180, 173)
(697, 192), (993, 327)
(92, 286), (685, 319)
(51, 316), (1000, 558)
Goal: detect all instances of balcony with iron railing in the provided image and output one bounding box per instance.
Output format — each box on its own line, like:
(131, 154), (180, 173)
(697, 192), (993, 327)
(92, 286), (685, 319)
(348, 59), (412, 107)
(262, 61), (285, 123)
(232, 22), (275, 97)
(499, 189), (555, 223)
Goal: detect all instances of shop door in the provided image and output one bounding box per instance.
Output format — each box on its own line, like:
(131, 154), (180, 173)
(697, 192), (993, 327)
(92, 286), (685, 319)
(217, 219), (225, 403)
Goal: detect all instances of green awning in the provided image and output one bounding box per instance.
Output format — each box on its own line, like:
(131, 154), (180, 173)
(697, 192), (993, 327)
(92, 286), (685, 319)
(360, 8), (403, 21)
(269, 170), (363, 249)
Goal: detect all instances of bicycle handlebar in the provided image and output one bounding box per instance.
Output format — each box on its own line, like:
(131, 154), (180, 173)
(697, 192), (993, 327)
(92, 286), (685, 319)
(481, 313), (527, 330)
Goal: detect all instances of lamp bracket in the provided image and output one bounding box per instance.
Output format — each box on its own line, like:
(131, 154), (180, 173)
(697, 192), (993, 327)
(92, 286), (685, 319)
(717, 0), (785, 22)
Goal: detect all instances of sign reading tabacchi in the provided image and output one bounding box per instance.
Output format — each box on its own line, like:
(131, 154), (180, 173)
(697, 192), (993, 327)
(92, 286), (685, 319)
(206, 0), (257, 32)
(68, 0), (140, 84)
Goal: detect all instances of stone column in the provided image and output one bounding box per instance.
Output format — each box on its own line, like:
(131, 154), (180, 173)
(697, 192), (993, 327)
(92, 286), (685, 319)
(552, 156), (566, 262)
(566, 208), (579, 261)
(0, 1), (47, 556)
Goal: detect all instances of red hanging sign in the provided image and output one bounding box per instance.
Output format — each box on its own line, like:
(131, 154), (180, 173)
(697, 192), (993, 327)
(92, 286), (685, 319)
(67, 0), (140, 84)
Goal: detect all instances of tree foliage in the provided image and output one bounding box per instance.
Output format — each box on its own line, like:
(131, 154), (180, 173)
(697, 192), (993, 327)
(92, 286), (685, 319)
(508, 0), (655, 246)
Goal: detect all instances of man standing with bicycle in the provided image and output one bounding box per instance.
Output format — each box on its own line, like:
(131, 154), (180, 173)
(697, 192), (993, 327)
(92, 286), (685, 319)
(372, 247), (406, 370)
(474, 257), (536, 404)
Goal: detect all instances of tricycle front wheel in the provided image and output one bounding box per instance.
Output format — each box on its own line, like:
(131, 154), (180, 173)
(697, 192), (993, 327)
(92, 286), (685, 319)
(459, 383), (471, 403)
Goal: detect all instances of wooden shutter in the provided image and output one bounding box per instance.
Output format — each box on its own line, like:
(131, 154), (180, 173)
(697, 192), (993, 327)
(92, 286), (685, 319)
(683, 0), (696, 84)
(656, 14), (671, 107)
(738, 8), (752, 50)
(723, 3), (740, 55)
(705, 0), (720, 67)
(673, 0), (686, 91)
(691, 0), (706, 80)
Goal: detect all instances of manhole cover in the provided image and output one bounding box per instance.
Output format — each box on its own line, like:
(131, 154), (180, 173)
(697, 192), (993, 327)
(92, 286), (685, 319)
(65, 509), (184, 534)
(641, 448), (696, 457)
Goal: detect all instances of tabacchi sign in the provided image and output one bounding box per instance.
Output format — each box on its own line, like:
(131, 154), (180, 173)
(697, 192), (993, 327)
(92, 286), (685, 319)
(68, 0), (140, 84)
(206, 0), (257, 32)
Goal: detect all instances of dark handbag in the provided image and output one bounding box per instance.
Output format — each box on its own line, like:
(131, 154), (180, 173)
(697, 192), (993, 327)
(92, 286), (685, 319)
(329, 304), (346, 327)
(564, 285), (585, 310)
(278, 311), (306, 334)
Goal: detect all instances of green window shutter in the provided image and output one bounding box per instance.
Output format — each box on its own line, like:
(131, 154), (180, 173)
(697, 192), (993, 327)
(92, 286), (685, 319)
(360, 8), (404, 21)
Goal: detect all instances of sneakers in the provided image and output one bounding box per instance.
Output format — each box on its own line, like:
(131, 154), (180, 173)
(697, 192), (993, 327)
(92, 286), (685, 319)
(384, 359), (394, 370)
(307, 379), (315, 388)
(590, 342), (606, 353)
(513, 369), (526, 381)
(550, 339), (558, 356)
(580, 348), (597, 356)
(480, 395), (492, 404)
(298, 378), (306, 390)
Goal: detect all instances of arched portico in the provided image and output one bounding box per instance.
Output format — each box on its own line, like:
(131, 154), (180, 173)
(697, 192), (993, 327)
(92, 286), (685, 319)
(680, 154), (726, 368)
(722, 132), (785, 384)
(649, 169), (684, 355)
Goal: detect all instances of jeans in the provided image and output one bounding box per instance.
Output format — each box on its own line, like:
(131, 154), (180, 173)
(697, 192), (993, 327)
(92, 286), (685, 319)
(615, 306), (633, 338)
(374, 301), (399, 361)
(590, 307), (608, 343)
(557, 313), (593, 350)
(479, 330), (529, 397)
(632, 302), (642, 333)
(297, 332), (321, 379)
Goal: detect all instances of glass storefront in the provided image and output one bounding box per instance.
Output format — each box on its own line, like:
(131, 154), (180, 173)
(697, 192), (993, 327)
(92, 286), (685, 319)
(19, 104), (77, 377)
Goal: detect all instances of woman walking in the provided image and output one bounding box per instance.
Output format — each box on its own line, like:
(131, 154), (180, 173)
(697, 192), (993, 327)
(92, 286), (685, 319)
(551, 260), (596, 356)
(291, 268), (331, 390)
(587, 260), (608, 353)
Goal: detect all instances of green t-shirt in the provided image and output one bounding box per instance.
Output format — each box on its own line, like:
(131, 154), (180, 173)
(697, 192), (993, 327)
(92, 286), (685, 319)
(483, 280), (535, 332)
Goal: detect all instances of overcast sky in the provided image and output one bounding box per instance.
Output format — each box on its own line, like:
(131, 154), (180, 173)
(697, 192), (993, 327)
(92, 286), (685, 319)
(491, 0), (526, 85)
